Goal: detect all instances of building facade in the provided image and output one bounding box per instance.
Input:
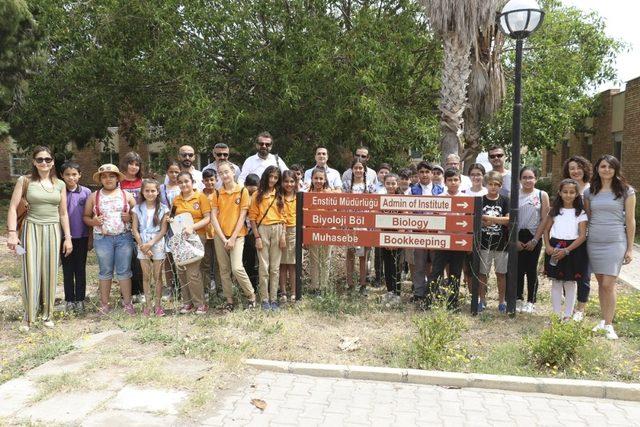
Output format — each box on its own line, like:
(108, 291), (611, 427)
(542, 76), (640, 189)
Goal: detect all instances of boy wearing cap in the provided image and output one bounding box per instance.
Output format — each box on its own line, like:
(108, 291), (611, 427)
(83, 164), (137, 316)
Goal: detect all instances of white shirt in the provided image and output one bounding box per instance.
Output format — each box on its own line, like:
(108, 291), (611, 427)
(342, 167), (378, 188)
(550, 208), (587, 240)
(465, 187), (488, 197)
(303, 165), (342, 190)
(377, 187), (387, 195)
(420, 183), (433, 195)
(202, 161), (241, 188)
(238, 153), (288, 185)
(460, 174), (472, 192)
(164, 168), (204, 190)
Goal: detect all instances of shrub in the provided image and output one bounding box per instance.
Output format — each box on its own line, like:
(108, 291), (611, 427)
(308, 290), (368, 316)
(410, 303), (466, 370)
(527, 316), (591, 370)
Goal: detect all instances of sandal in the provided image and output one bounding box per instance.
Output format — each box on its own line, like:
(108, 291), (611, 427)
(222, 302), (235, 312)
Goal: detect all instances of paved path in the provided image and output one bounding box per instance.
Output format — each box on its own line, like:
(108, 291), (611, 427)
(618, 244), (640, 291)
(199, 371), (640, 426)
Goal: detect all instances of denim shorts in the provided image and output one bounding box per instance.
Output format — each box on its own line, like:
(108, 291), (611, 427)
(93, 232), (134, 280)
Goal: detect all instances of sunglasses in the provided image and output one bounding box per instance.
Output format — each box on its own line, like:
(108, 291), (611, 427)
(35, 157), (53, 164)
(215, 152), (229, 158)
(180, 153), (195, 158)
(489, 153), (504, 159)
(257, 142), (272, 147)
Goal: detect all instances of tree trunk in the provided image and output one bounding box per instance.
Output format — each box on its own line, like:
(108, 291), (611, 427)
(439, 33), (471, 163)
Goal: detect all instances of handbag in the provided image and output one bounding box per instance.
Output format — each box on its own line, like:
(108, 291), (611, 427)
(168, 232), (205, 266)
(16, 176), (30, 234)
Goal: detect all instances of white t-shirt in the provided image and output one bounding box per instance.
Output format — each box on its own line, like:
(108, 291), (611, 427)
(460, 174), (472, 192)
(164, 168), (204, 191)
(550, 208), (587, 240)
(465, 187), (488, 197)
(202, 161), (241, 188)
(238, 153), (288, 185)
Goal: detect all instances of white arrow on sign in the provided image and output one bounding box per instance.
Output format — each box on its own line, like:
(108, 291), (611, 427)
(455, 201), (469, 209)
(455, 220), (468, 227)
(455, 239), (468, 246)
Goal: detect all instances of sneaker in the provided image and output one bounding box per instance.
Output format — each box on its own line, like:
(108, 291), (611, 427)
(123, 303), (136, 316)
(66, 302), (76, 312)
(498, 303), (507, 314)
(261, 301), (271, 311)
(195, 305), (208, 315)
(43, 319), (55, 328)
(179, 304), (194, 314)
(131, 294), (140, 304)
(572, 311), (584, 322)
(19, 323), (30, 333)
(223, 302), (235, 312)
(516, 299), (523, 313)
(270, 301), (280, 311)
(154, 306), (165, 317)
(359, 286), (369, 297)
(477, 300), (485, 313)
(523, 302), (534, 314)
(210, 279), (217, 291)
(161, 286), (173, 302)
(246, 301), (257, 310)
(139, 295), (146, 304)
(142, 307), (151, 317)
(604, 324), (618, 340)
(76, 301), (85, 313)
(592, 320), (605, 332)
(279, 294), (288, 304)
(98, 304), (111, 316)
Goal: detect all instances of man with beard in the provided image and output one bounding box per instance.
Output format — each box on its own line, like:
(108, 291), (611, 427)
(238, 131), (288, 184)
(487, 146), (511, 197)
(165, 145), (204, 190)
(202, 143), (241, 188)
(303, 146), (342, 191)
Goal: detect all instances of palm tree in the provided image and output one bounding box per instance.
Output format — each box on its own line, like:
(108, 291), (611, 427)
(420, 0), (505, 163)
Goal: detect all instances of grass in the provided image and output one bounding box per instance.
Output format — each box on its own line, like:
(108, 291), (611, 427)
(31, 372), (89, 402)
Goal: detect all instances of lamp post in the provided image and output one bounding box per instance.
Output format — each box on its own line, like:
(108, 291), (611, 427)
(498, 0), (544, 316)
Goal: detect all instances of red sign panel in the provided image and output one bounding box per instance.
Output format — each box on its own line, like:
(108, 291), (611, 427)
(302, 228), (473, 251)
(303, 211), (474, 233)
(302, 193), (474, 213)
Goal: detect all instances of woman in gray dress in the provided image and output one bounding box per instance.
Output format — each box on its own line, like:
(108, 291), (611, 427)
(584, 155), (636, 340)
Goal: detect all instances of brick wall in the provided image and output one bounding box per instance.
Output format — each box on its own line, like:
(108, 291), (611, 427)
(622, 77), (640, 188)
(591, 89), (617, 162)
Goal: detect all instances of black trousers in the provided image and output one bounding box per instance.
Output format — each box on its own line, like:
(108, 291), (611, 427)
(426, 250), (465, 309)
(382, 248), (400, 295)
(243, 232), (259, 293)
(130, 246), (143, 295)
(374, 247), (383, 283)
(62, 237), (89, 302)
(516, 230), (542, 304)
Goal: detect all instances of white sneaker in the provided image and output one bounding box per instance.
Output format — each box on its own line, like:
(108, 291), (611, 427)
(523, 302), (534, 314)
(516, 299), (523, 313)
(572, 311), (584, 322)
(592, 320), (605, 332)
(43, 320), (55, 328)
(19, 324), (30, 333)
(210, 279), (217, 291)
(139, 295), (146, 304)
(604, 324), (618, 340)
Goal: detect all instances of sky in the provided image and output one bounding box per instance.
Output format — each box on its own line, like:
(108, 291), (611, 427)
(561, 0), (640, 92)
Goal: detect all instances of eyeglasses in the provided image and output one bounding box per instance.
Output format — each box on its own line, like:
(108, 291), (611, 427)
(355, 154), (368, 159)
(35, 157), (53, 164)
(180, 153), (195, 158)
(257, 142), (272, 147)
(215, 152), (229, 158)
(489, 153), (504, 159)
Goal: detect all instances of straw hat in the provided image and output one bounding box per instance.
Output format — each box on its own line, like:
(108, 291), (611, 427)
(92, 164), (125, 183)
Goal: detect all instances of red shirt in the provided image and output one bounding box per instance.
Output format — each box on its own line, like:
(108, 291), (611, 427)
(120, 178), (143, 200)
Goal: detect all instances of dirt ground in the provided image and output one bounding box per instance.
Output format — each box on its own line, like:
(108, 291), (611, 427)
(1, 234), (639, 393)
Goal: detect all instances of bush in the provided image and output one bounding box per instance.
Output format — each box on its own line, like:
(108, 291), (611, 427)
(410, 303), (466, 370)
(527, 316), (591, 370)
(536, 176), (553, 196)
(308, 290), (368, 316)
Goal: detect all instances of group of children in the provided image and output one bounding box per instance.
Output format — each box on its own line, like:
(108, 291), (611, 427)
(57, 151), (592, 320)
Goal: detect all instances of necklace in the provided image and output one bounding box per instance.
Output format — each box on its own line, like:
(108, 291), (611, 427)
(40, 179), (55, 193)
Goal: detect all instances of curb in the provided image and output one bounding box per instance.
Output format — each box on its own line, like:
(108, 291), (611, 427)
(245, 359), (640, 402)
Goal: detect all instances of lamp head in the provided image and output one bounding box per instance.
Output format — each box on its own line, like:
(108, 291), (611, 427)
(499, 0), (544, 39)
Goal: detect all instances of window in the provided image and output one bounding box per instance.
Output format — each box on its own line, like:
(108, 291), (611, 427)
(10, 153), (30, 177)
(613, 132), (623, 161)
(100, 151), (117, 166)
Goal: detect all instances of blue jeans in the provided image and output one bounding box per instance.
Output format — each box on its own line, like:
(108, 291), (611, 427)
(94, 232), (134, 280)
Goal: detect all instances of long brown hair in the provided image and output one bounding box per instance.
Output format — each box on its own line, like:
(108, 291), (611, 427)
(255, 166), (284, 211)
(590, 155), (629, 200)
(138, 179), (162, 226)
(30, 146), (57, 182)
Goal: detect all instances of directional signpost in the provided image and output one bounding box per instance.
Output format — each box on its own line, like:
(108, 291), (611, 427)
(295, 192), (482, 314)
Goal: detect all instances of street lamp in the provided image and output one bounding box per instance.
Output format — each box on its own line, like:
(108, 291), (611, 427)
(498, 0), (544, 316)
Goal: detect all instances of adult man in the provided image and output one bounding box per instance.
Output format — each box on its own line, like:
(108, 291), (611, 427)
(487, 146), (512, 197)
(238, 131), (288, 184)
(303, 146), (342, 191)
(202, 143), (241, 188)
(444, 153), (472, 192)
(165, 145), (204, 190)
(341, 146), (378, 187)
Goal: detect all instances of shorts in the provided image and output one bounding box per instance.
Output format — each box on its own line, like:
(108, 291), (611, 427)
(281, 227), (296, 264)
(93, 232), (134, 280)
(137, 238), (166, 261)
(479, 249), (508, 275)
